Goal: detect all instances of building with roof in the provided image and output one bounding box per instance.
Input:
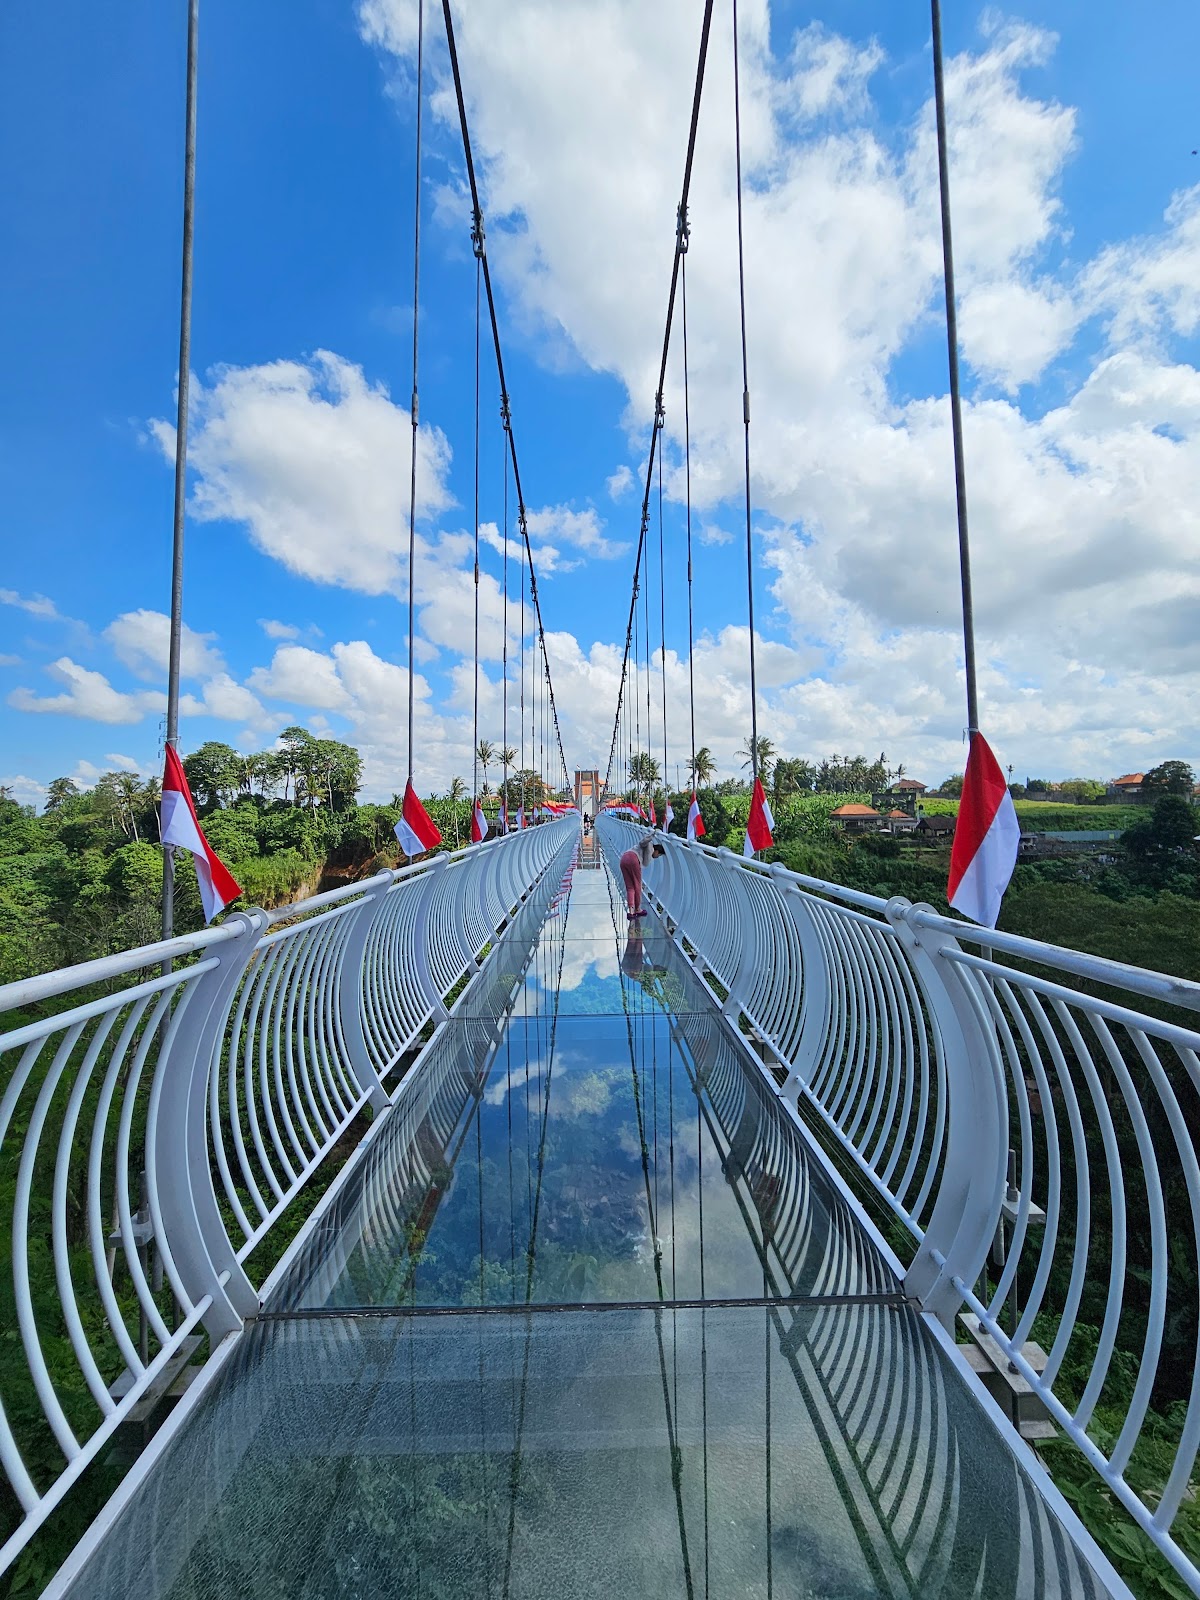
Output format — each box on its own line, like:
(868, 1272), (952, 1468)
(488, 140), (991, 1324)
(886, 809), (919, 834)
(916, 814), (956, 840)
(830, 803), (883, 833)
(1107, 773), (1144, 800)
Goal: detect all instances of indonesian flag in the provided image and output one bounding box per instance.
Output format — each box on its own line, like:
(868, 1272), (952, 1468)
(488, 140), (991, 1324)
(687, 793), (706, 842)
(516, 805), (526, 830)
(663, 799), (674, 831)
(498, 799), (508, 834)
(648, 798), (657, 826)
(470, 797), (487, 844)
(743, 778), (775, 857)
(395, 779), (443, 858)
(161, 745), (242, 923)
(948, 732), (1019, 928)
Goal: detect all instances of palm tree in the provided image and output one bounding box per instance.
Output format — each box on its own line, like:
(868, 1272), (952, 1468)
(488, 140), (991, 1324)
(476, 739), (496, 795)
(629, 751), (661, 788)
(688, 746), (716, 788)
(737, 736), (776, 784)
(499, 746), (517, 808)
(447, 776), (467, 846)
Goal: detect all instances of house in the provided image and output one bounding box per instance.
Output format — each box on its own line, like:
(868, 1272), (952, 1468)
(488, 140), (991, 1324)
(915, 814), (956, 840)
(886, 809), (919, 835)
(1107, 773), (1144, 800)
(830, 803), (883, 833)
(890, 778), (927, 794)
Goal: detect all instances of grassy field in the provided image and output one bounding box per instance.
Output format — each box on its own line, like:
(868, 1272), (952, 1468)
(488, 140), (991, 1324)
(921, 798), (1144, 832)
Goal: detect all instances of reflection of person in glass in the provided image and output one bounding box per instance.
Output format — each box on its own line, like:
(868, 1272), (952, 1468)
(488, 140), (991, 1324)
(622, 924), (670, 1000)
(619, 834), (664, 918)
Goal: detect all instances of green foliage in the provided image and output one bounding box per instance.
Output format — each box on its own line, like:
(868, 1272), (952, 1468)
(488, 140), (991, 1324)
(1142, 760), (1196, 798)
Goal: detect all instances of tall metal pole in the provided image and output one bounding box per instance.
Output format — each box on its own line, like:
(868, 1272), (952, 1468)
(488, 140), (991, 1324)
(162, 0), (200, 945)
(931, 0), (980, 736)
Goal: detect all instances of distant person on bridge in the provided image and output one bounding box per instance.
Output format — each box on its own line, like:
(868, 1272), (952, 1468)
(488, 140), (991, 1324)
(620, 833), (664, 918)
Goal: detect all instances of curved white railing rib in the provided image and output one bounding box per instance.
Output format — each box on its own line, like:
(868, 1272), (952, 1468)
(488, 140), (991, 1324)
(599, 814), (1200, 1597)
(0, 820), (575, 1576)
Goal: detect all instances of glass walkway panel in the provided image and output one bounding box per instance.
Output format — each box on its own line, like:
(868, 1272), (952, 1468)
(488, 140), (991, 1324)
(53, 835), (1121, 1600)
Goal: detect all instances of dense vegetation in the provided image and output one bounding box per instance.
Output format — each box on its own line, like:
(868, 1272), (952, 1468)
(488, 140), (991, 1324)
(0, 727), (562, 990)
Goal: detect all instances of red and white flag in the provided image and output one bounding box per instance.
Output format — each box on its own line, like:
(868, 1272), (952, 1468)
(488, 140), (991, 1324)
(648, 798), (657, 826)
(516, 805), (526, 830)
(470, 797), (487, 844)
(743, 778), (775, 857)
(161, 745), (242, 924)
(687, 793), (706, 842)
(948, 732), (1019, 928)
(395, 779), (443, 858)
(663, 799), (674, 831)
(498, 799), (508, 834)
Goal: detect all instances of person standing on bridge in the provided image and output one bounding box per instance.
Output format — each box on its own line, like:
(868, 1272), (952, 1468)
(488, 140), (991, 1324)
(620, 833), (664, 918)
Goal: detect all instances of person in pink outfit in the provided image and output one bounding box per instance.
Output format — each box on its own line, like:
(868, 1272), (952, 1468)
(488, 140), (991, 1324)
(619, 834), (664, 918)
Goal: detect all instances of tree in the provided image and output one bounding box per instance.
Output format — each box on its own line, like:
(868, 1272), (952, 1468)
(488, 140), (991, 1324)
(629, 751), (661, 788)
(44, 777), (80, 813)
(738, 736), (776, 784)
(938, 774), (965, 798)
(447, 776), (467, 803)
(476, 740), (496, 795)
(184, 742), (242, 810)
(772, 757), (813, 810)
(1142, 760), (1196, 798)
(500, 747), (517, 792)
(688, 747), (716, 787)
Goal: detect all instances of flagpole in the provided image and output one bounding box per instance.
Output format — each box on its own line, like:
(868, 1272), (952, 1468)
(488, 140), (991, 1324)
(162, 0), (200, 948)
(931, 0), (979, 737)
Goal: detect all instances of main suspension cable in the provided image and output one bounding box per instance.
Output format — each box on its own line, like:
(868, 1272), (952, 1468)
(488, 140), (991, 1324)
(472, 244), (482, 811)
(602, 0), (716, 793)
(441, 0), (571, 786)
(681, 235), (699, 801)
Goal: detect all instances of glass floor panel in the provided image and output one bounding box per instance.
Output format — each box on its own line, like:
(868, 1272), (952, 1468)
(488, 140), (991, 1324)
(54, 845), (1120, 1600)
(64, 1304), (1116, 1600)
(274, 1005), (894, 1309)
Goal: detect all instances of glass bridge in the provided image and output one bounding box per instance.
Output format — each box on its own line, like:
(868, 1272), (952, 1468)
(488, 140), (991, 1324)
(47, 832), (1120, 1600)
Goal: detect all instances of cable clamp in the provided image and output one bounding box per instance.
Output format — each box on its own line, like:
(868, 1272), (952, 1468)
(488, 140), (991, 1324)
(676, 203), (690, 253)
(655, 395), (666, 433)
(471, 206), (486, 259)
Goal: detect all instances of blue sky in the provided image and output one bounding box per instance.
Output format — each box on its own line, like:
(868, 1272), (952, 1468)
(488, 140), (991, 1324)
(2, 0), (1199, 804)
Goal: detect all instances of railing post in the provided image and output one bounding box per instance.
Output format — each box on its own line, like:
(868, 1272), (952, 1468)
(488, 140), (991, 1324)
(151, 908), (268, 1336)
(771, 871), (830, 1098)
(884, 898), (1009, 1327)
(335, 871), (395, 1115)
(715, 848), (752, 1019)
(411, 855), (452, 1025)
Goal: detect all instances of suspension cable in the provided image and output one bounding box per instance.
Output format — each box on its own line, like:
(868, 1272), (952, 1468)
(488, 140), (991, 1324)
(472, 244), (482, 811)
(658, 405), (670, 815)
(405, 0), (425, 786)
(731, 0), (760, 786)
(441, 0), (571, 786)
(502, 398), (510, 824)
(681, 235), (699, 801)
(602, 0), (715, 793)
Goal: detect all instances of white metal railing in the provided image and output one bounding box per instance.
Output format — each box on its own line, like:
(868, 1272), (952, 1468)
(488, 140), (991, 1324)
(0, 818), (575, 1575)
(599, 814), (1200, 1596)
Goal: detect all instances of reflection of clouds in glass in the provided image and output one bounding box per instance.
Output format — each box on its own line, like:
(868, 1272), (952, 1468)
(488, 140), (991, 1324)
(554, 941), (620, 993)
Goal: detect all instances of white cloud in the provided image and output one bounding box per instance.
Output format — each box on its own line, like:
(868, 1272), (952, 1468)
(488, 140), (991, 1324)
(248, 645), (351, 710)
(259, 618), (300, 641)
(154, 351), (455, 597)
(606, 464), (635, 500)
(0, 654), (21, 668)
(0, 774), (47, 807)
(8, 659), (164, 725)
(105, 608), (226, 681)
(1082, 184), (1200, 348)
(0, 589), (62, 621)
